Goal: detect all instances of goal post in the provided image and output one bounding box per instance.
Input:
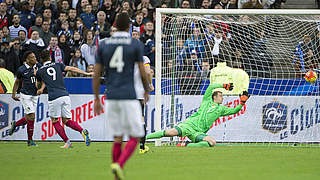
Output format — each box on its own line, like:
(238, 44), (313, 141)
(155, 9), (320, 147)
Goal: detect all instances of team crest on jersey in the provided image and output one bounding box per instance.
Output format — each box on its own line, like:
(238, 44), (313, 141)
(262, 101), (288, 134)
(0, 101), (9, 130)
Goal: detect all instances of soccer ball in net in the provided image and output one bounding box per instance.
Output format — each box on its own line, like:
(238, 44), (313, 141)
(305, 70), (317, 83)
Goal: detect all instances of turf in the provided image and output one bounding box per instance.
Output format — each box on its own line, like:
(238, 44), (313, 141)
(1, 142), (320, 180)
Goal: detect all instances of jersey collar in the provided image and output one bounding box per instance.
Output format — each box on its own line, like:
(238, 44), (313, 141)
(43, 61), (51, 66)
(25, 63), (38, 69)
(112, 31), (130, 38)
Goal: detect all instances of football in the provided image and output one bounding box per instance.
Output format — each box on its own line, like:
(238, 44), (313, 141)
(305, 70), (317, 83)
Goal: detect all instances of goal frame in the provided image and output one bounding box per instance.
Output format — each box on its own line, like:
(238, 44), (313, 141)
(154, 9), (320, 145)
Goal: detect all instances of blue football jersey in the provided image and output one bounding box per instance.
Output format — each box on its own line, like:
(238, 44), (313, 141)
(16, 63), (42, 96)
(95, 32), (144, 99)
(36, 62), (69, 101)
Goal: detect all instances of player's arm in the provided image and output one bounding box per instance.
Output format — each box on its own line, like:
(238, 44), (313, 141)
(221, 104), (243, 116)
(37, 81), (46, 95)
(93, 63), (104, 115)
(221, 91), (250, 116)
(144, 63), (154, 91)
(12, 78), (21, 101)
(138, 61), (150, 102)
(64, 66), (93, 76)
(203, 83), (233, 101)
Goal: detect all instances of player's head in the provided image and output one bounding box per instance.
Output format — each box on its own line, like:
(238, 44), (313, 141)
(212, 91), (223, 104)
(24, 51), (37, 66)
(115, 12), (130, 32)
(40, 50), (51, 63)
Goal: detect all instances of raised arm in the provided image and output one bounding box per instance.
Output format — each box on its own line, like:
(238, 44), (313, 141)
(65, 66), (93, 76)
(221, 91), (250, 116)
(203, 83), (233, 102)
(203, 83), (223, 101)
(221, 104), (243, 116)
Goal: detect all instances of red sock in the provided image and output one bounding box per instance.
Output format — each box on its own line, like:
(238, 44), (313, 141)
(112, 142), (122, 163)
(27, 120), (34, 140)
(53, 121), (69, 142)
(16, 117), (27, 126)
(65, 120), (83, 133)
(118, 138), (139, 168)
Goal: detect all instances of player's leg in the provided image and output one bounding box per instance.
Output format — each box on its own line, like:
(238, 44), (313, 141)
(52, 117), (71, 148)
(106, 100), (125, 180)
(20, 94), (37, 146)
(111, 136), (124, 180)
(112, 100), (144, 180)
(146, 127), (180, 139)
(9, 116), (27, 136)
(186, 134), (216, 147)
(61, 96), (91, 146)
(138, 99), (149, 153)
(26, 113), (36, 146)
(48, 97), (71, 148)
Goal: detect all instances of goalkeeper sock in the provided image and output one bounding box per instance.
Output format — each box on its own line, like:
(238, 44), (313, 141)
(186, 141), (210, 147)
(140, 124), (146, 149)
(146, 130), (165, 140)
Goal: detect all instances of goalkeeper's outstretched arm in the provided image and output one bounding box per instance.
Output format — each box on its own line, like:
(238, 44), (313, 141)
(221, 91), (250, 116)
(202, 83), (234, 102)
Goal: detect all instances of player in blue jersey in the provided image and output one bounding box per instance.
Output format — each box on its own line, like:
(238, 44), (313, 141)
(10, 51), (42, 146)
(93, 12), (151, 180)
(35, 50), (93, 148)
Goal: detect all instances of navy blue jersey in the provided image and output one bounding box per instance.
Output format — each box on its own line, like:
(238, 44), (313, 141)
(16, 63), (42, 96)
(36, 62), (69, 101)
(95, 32), (144, 99)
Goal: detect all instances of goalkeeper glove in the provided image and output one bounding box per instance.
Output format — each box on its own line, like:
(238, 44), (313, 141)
(240, 91), (250, 105)
(223, 83), (233, 91)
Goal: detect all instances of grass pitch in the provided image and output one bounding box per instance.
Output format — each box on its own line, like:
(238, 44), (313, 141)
(1, 142), (320, 180)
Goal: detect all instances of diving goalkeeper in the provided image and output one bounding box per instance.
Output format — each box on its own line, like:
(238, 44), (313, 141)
(146, 83), (250, 147)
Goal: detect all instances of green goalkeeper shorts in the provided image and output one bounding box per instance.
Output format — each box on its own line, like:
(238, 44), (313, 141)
(175, 123), (207, 143)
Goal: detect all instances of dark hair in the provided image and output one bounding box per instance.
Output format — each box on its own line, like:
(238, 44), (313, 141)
(0, 58), (5, 68)
(36, 14), (43, 19)
(23, 51), (34, 61)
(40, 50), (51, 63)
(115, 12), (130, 31)
(212, 91), (222, 101)
(13, 37), (20, 42)
(18, 30), (26, 35)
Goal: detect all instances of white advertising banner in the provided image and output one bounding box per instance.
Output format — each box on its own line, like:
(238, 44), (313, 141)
(1, 94), (320, 142)
(0, 94), (112, 141)
(145, 95), (320, 142)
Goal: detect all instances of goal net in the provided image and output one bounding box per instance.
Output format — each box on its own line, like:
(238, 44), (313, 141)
(154, 9), (320, 147)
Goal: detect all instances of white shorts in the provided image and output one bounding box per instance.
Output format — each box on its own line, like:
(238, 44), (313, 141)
(20, 93), (39, 114)
(105, 100), (144, 137)
(48, 96), (72, 118)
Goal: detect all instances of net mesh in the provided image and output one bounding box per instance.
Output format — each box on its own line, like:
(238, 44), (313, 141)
(157, 12), (320, 146)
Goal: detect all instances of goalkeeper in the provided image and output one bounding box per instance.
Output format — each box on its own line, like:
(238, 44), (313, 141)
(146, 83), (250, 147)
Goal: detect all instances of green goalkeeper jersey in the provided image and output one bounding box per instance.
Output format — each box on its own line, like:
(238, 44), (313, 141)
(182, 83), (243, 133)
